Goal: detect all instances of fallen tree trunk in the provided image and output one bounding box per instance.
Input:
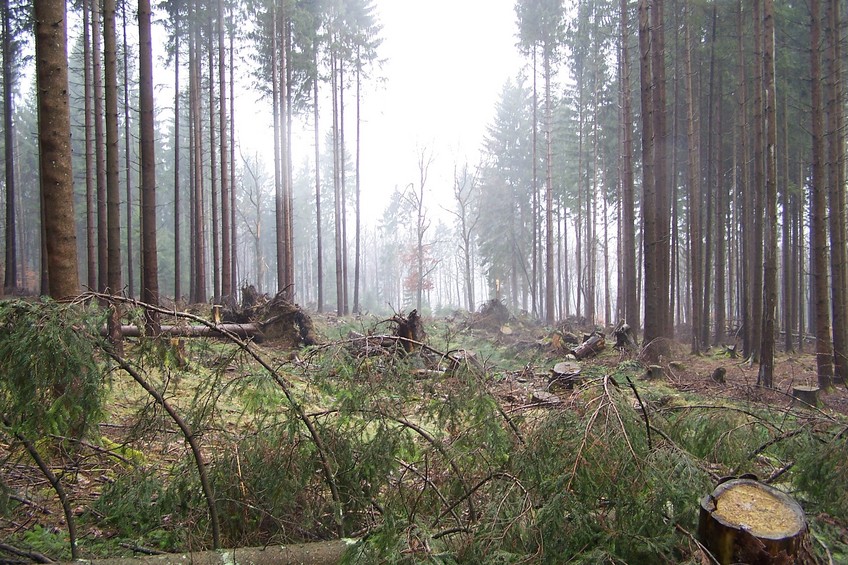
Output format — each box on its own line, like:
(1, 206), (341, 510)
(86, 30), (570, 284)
(115, 324), (263, 341)
(63, 539), (355, 565)
(571, 333), (605, 360)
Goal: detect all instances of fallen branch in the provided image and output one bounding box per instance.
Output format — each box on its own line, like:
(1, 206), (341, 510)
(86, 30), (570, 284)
(0, 542), (54, 563)
(59, 539), (355, 565)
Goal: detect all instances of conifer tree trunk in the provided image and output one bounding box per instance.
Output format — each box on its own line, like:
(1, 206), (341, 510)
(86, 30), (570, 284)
(271, 1), (284, 295)
(749, 0), (764, 363)
(122, 2), (134, 298)
(229, 9), (237, 295)
(218, 0), (230, 301)
(313, 36), (323, 313)
(619, 0), (638, 332)
(208, 28), (220, 302)
(544, 45), (555, 324)
(810, 0), (833, 388)
(35, 0), (80, 299)
(139, 0), (159, 331)
(1, 0), (15, 291)
(189, 10), (207, 304)
(93, 0), (107, 292)
(82, 0), (96, 292)
(353, 50), (362, 314)
(104, 0), (122, 298)
(826, 0), (847, 383)
(684, 8), (702, 355)
(173, 13), (180, 301)
(758, 0), (778, 388)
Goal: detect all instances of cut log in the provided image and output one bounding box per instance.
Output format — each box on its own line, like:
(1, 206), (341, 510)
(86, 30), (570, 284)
(117, 324), (263, 341)
(697, 478), (810, 565)
(791, 385), (820, 407)
(571, 333), (605, 360)
(64, 539), (355, 564)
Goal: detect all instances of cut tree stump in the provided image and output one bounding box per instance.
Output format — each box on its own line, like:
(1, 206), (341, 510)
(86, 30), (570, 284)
(612, 322), (638, 350)
(697, 478), (810, 565)
(645, 365), (663, 380)
(791, 385), (820, 407)
(550, 361), (581, 391)
(711, 367), (727, 384)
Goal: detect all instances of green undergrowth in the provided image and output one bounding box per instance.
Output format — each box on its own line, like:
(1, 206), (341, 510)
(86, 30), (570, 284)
(2, 305), (847, 563)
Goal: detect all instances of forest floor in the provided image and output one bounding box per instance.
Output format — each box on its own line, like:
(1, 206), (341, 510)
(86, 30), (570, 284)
(2, 302), (848, 562)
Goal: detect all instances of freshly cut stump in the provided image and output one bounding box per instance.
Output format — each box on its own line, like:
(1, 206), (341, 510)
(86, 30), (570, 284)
(698, 478), (809, 564)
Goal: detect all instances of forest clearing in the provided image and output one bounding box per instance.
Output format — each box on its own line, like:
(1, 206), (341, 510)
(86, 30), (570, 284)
(1, 296), (847, 564)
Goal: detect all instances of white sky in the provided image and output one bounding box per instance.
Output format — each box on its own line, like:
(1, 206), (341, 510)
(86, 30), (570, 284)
(234, 0), (526, 223)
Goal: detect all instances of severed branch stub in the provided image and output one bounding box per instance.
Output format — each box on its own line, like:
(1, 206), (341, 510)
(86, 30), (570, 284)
(697, 478), (811, 564)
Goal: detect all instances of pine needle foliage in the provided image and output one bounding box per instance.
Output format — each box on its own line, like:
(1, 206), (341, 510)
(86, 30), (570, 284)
(476, 379), (714, 563)
(0, 299), (107, 439)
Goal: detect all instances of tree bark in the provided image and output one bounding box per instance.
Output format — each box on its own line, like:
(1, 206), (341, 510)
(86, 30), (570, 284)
(34, 0), (80, 299)
(684, 7), (702, 355)
(104, 0), (122, 298)
(810, 0), (833, 388)
(826, 0), (847, 384)
(2, 0), (17, 291)
(758, 0), (778, 388)
(619, 0), (638, 333)
(93, 0), (107, 293)
(139, 0), (160, 332)
(218, 0), (231, 301)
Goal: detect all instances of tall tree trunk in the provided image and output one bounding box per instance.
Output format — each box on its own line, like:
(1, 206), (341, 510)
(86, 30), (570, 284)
(619, 0), (638, 332)
(332, 52), (343, 315)
(93, 0), (107, 292)
(810, 0), (833, 388)
(353, 50), (363, 313)
(313, 36), (323, 312)
(82, 0), (96, 291)
(104, 0), (122, 297)
(701, 4), (718, 347)
(684, 8), (702, 355)
(173, 12), (180, 301)
(2, 0), (17, 291)
(282, 9), (294, 298)
(737, 0), (753, 357)
(749, 0), (764, 363)
(122, 2), (134, 298)
(218, 0), (230, 301)
(531, 48), (539, 318)
(826, 0), (847, 383)
(271, 2), (284, 295)
(189, 13), (206, 304)
(208, 28), (220, 302)
(781, 91), (792, 352)
(650, 0), (671, 341)
(758, 0), (777, 388)
(544, 45), (555, 324)
(339, 61), (348, 314)
(639, 0), (659, 353)
(35, 0), (80, 299)
(229, 6), (237, 296)
(139, 0), (160, 332)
